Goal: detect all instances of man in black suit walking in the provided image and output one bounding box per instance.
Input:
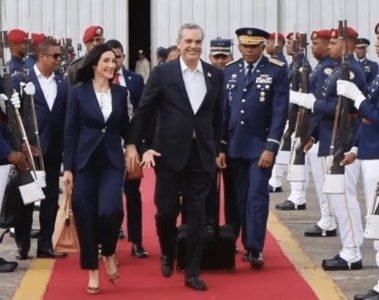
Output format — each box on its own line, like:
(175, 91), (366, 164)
(126, 23), (223, 291)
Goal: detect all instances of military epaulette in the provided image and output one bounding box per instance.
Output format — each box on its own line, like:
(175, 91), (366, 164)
(225, 59), (240, 68)
(268, 57), (285, 67)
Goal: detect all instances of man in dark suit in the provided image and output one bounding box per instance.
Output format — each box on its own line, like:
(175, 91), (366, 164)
(126, 23), (223, 291)
(11, 39), (67, 259)
(105, 39), (148, 258)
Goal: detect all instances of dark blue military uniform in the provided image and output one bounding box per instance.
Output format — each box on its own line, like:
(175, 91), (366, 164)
(276, 52), (288, 67)
(25, 55), (37, 68)
(7, 56), (24, 75)
(312, 55), (366, 156)
(223, 55), (289, 254)
(358, 58), (378, 86)
(288, 53), (312, 80)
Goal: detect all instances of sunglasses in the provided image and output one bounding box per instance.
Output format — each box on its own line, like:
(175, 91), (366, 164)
(44, 53), (62, 60)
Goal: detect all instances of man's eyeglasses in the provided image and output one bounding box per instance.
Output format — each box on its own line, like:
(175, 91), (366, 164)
(44, 53), (62, 60)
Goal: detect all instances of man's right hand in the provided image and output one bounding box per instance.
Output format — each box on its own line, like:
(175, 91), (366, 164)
(303, 139), (314, 153)
(22, 143), (40, 157)
(216, 153), (227, 169)
(7, 151), (28, 171)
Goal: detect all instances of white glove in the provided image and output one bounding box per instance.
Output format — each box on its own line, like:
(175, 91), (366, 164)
(10, 92), (21, 109)
(297, 93), (316, 110)
(289, 90), (302, 105)
(20, 81), (36, 96)
(336, 79), (366, 109)
(0, 94), (7, 113)
(35, 171), (47, 188)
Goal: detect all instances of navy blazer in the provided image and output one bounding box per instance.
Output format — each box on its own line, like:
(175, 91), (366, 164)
(121, 68), (144, 108)
(12, 68), (68, 155)
(64, 82), (129, 171)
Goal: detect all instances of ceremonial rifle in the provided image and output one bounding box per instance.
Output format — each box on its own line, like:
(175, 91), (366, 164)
(277, 32), (300, 163)
(324, 20), (352, 194)
(23, 33), (45, 171)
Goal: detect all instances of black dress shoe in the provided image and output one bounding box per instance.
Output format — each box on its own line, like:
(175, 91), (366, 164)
(250, 252), (264, 269)
(0, 258), (18, 273)
(161, 255), (174, 278)
(118, 228), (126, 239)
(268, 185), (283, 193)
(275, 200), (306, 211)
(185, 277), (207, 291)
(132, 243), (148, 258)
(354, 289), (379, 300)
(37, 248), (67, 259)
(16, 248), (30, 260)
(242, 250), (252, 262)
(30, 229), (40, 239)
(322, 254), (362, 270)
(304, 224), (337, 237)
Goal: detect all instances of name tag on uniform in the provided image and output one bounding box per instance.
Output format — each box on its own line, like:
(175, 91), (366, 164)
(256, 74), (272, 84)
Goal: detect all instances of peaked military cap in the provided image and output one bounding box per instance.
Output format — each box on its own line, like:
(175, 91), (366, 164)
(356, 38), (370, 47)
(210, 38), (232, 55)
(235, 27), (269, 45)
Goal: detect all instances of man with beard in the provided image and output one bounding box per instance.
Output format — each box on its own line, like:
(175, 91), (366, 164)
(66, 25), (104, 88)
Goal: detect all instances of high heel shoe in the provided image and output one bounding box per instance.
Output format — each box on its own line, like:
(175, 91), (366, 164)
(87, 286), (100, 294)
(102, 256), (119, 285)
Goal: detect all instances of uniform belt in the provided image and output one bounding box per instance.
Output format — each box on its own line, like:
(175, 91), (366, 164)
(350, 112), (358, 118)
(363, 118), (371, 125)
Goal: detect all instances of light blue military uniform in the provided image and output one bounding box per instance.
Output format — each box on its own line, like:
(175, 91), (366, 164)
(223, 53), (289, 255)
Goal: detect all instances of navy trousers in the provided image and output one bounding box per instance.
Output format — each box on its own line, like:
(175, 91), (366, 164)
(228, 157), (273, 253)
(154, 141), (214, 278)
(73, 145), (124, 270)
(123, 178), (143, 243)
(15, 150), (61, 251)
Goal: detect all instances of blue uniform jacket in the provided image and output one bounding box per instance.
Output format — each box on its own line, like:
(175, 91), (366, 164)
(12, 68), (68, 155)
(309, 56), (335, 130)
(7, 56), (24, 75)
(222, 56), (289, 158)
(26, 55), (37, 68)
(353, 72), (379, 159)
(0, 123), (11, 164)
(64, 82), (130, 171)
(312, 55), (367, 156)
(276, 52), (288, 67)
(358, 58), (378, 86)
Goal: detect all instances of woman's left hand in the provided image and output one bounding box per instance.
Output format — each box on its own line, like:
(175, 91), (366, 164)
(141, 149), (161, 168)
(125, 145), (140, 171)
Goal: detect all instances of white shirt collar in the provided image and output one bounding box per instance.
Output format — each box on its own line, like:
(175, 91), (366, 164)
(33, 64), (55, 80)
(180, 56), (203, 74)
(359, 58), (367, 63)
(117, 68), (124, 75)
(244, 55), (263, 70)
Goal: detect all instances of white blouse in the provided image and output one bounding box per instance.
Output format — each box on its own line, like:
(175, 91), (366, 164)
(94, 89), (112, 122)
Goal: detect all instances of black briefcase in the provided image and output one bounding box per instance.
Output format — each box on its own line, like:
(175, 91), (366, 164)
(176, 172), (236, 271)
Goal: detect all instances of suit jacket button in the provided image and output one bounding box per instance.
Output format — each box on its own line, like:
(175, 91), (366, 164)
(240, 121), (245, 125)
(102, 128), (106, 133)
(241, 110), (245, 114)
(242, 99), (246, 103)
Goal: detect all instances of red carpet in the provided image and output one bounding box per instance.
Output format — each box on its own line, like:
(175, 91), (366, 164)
(43, 169), (318, 300)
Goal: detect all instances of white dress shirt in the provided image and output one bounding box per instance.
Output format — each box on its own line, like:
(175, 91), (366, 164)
(117, 68), (134, 121)
(93, 85), (112, 122)
(180, 57), (207, 114)
(33, 64), (57, 111)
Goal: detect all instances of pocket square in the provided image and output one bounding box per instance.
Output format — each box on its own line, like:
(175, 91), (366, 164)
(207, 72), (212, 78)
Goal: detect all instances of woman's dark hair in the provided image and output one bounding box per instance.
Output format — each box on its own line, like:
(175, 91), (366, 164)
(76, 44), (115, 83)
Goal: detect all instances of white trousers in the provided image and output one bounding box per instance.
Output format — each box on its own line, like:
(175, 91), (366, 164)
(359, 159), (379, 292)
(0, 165), (11, 235)
(330, 159), (363, 263)
(269, 164), (283, 188)
(287, 158), (309, 205)
(309, 146), (337, 231)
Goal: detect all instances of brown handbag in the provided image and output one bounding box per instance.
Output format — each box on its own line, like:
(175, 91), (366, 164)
(126, 155), (144, 180)
(52, 184), (80, 253)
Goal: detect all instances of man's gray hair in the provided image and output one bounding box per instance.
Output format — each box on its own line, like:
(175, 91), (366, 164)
(177, 23), (204, 41)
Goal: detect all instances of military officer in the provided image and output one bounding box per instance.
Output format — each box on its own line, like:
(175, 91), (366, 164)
(292, 27), (366, 270)
(303, 29), (337, 237)
(7, 29), (27, 75)
(336, 22), (379, 300)
(66, 25), (104, 88)
(220, 27), (289, 268)
(265, 32), (288, 66)
(156, 46), (167, 66)
(206, 38), (240, 240)
(355, 38), (378, 85)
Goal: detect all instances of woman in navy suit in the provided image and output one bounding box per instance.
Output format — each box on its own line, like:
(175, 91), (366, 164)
(63, 44), (129, 294)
